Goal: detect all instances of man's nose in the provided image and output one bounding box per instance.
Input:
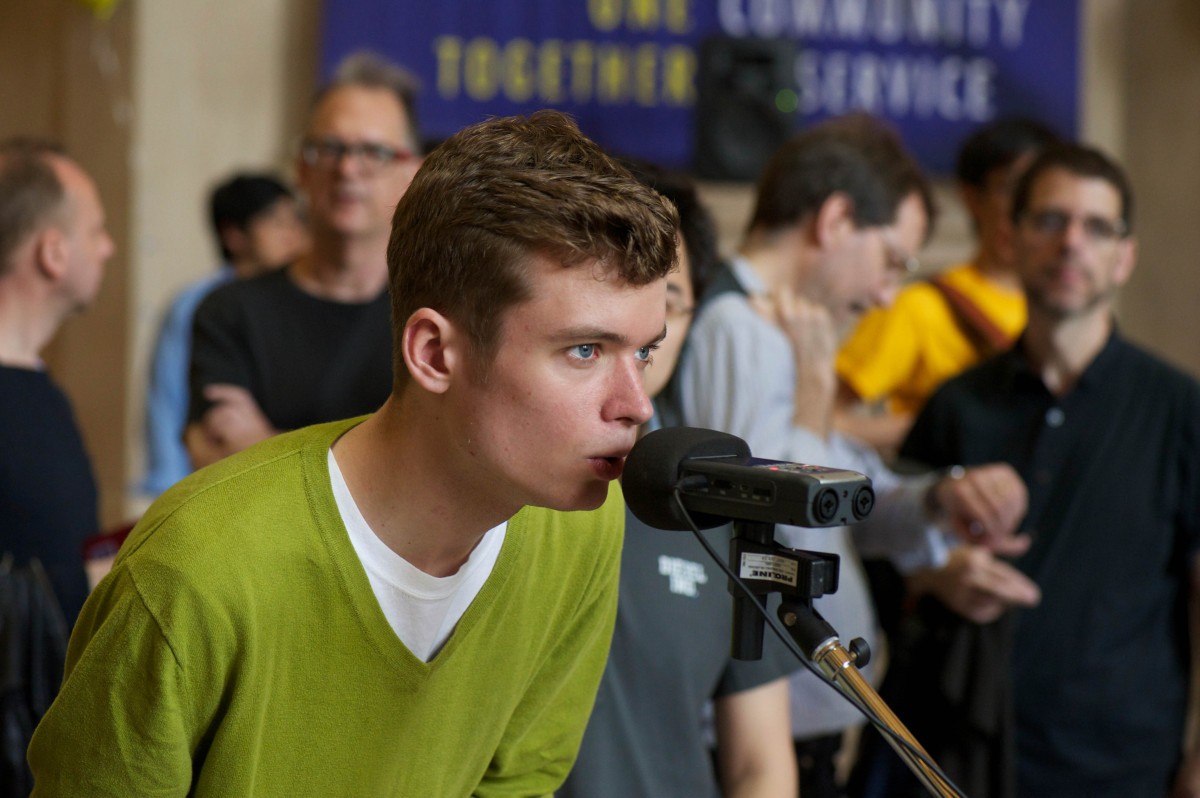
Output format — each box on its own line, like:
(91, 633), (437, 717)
(605, 358), (654, 427)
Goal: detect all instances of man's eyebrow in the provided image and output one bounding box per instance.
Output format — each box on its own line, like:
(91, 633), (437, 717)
(555, 326), (630, 344)
(555, 325), (668, 347)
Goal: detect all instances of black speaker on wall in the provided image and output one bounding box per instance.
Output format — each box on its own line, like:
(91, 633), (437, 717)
(693, 36), (798, 182)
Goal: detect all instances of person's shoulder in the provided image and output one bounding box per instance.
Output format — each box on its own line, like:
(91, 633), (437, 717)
(172, 269), (234, 309)
(0, 363), (55, 393)
(691, 290), (757, 335)
(939, 261), (990, 288)
(920, 351), (1006, 410)
(896, 275), (951, 308)
(1112, 337), (1200, 402)
(847, 281), (948, 339)
(158, 270), (235, 331)
(900, 262), (995, 315)
(0, 364), (71, 416)
(125, 419), (357, 566)
(197, 267), (290, 311)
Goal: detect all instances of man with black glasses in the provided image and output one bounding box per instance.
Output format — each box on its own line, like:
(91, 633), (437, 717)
(185, 51), (423, 467)
(862, 142), (1200, 797)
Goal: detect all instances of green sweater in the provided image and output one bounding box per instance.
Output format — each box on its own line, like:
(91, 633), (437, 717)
(29, 418), (623, 796)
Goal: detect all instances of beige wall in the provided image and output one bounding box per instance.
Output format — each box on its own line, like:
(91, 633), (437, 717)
(2, 0), (1199, 526)
(1120, 2), (1200, 376)
(126, 0), (321, 516)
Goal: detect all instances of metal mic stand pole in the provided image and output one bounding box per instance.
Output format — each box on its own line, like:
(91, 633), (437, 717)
(780, 599), (959, 798)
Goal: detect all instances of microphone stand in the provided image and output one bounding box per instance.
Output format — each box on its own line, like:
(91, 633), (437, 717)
(727, 520), (960, 798)
(780, 599), (959, 798)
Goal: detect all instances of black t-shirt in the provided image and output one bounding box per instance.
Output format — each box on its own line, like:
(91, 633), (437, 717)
(900, 331), (1200, 796)
(188, 268), (393, 431)
(0, 365), (97, 623)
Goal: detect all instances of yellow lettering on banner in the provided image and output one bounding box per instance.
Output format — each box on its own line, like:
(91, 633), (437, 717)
(589, 0), (621, 31)
(597, 44), (630, 103)
(633, 43), (658, 106)
(628, 0), (659, 30)
(662, 44), (696, 106)
(464, 37), (500, 101)
(505, 39), (535, 101)
(588, 0), (692, 33)
(433, 36), (463, 98)
(539, 40), (565, 102)
(569, 41), (595, 102)
(431, 33), (697, 109)
(666, 0), (692, 33)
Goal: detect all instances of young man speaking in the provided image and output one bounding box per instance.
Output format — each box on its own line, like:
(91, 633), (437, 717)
(29, 111), (678, 797)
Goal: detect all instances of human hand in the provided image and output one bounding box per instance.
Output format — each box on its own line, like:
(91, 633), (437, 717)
(908, 545), (1041, 624)
(750, 287), (837, 434)
(201, 384), (277, 453)
(931, 463), (1031, 557)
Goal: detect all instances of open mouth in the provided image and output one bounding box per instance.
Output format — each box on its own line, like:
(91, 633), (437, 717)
(590, 456), (626, 480)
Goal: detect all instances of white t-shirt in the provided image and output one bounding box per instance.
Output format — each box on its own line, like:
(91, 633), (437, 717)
(328, 449), (506, 662)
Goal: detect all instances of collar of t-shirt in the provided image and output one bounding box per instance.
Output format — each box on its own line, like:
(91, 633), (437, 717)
(729, 256), (767, 295)
(326, 448), (507, 662)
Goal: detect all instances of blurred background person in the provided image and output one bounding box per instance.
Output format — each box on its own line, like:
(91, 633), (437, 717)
(835, 118), (1060, 455)
(853, 141), (1200, 798)
(0, 137), (114, 792)
(140, 171), (307, 498)
(185, 51), (422, 468)
(0, 137), (114, 624)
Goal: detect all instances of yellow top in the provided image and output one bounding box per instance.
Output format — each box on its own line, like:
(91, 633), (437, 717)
(836, 262), (1026, 415)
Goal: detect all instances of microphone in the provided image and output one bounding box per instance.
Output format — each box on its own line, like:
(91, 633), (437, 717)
(623, 427), (875, 530)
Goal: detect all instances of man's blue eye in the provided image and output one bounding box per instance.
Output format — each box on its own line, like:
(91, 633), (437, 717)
(636, 346), (653, 362)
(571, 344), (596, 360)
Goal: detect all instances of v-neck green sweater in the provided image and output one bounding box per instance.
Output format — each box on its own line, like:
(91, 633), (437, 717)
(30, 418), (623, 796)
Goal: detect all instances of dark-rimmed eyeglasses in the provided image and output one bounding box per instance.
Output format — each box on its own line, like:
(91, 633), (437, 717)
(1022, 209), (1127, 244)
(881, 232), (920, 276)
(299, 138), (415, 174)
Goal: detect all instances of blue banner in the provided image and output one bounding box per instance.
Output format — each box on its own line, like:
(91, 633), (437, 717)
(321, 0), (1078, 175)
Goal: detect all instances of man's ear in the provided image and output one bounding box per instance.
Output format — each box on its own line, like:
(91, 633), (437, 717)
(811, 192), (856, 249)
(1113, 234), (1138, 288)
(219, 224), (248, 260)
(401, 308), (461, 394)
(34, 226), (68, 282)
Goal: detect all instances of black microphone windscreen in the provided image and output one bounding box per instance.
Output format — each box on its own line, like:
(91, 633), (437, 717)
(623, 426), (751, 530)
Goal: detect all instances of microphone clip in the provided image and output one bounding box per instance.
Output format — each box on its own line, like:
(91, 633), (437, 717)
(727, 518), (841, 661)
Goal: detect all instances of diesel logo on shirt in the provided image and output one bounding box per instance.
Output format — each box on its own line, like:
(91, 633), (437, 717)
(657, 556), (708, 598)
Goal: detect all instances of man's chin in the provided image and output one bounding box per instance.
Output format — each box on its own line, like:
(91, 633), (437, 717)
(536, 483), (610, 514)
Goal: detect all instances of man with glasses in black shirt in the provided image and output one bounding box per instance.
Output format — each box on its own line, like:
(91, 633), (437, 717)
(868, 143), (1200, 797)
(185, 51), (423, 468)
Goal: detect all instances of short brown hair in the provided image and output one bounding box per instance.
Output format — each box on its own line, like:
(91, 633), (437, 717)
(311, 51), (423, 154)
(0, 138), (68, 278)
(386, 110), (678, 388)
(747, 114), (917, 238)
(813, 113), (936, 240)
(1011, 142), (1135, 235)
